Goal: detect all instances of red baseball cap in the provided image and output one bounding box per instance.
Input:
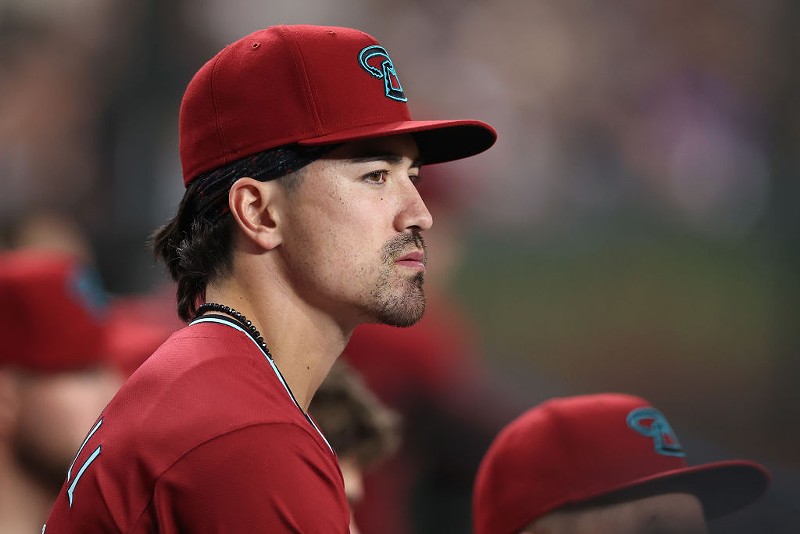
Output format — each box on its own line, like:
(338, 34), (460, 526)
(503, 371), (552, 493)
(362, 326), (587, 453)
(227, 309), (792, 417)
(105, 295), (177, 377)
(472, 393), (770, 534)
(0, 251), (170, 374)
(179, 25), (497, 186)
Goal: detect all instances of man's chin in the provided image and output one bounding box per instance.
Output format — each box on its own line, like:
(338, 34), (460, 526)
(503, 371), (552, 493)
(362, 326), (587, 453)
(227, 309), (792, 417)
(381, 309), (425, 328)
(374, 293), (426, 328)
(362, 272), (426, 327)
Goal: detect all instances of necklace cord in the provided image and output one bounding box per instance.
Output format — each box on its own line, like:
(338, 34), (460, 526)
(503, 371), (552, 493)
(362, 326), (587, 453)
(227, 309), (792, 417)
(195, 302), (272, 359)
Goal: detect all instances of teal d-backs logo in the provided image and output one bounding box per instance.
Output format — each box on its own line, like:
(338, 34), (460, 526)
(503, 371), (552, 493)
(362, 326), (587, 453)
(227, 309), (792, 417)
(627, 407), (686, 457)
(358, 45), (407, 102)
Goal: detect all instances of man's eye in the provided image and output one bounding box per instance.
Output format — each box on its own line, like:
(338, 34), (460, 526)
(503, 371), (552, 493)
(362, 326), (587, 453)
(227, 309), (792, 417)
(364, 170), (389, 184)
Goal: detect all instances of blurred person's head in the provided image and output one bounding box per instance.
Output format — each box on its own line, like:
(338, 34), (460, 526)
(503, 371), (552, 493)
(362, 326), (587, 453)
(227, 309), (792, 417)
(473, 393), (770, 534)
(0, 250), (166, 530)
(309, 360), (401, 533)
(4, 210), (93, 262)
(4, 210), (174, 379)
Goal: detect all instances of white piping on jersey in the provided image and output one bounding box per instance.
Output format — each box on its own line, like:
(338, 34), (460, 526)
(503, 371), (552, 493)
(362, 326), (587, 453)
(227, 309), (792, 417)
(189, 316), (334, 454)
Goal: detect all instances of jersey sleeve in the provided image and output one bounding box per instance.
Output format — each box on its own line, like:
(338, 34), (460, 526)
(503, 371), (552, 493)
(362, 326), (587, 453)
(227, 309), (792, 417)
(149, 423), (349, 533)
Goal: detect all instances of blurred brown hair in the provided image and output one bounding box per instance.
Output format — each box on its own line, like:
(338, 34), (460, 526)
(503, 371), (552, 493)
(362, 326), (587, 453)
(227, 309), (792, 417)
(310, 360), (401, 468)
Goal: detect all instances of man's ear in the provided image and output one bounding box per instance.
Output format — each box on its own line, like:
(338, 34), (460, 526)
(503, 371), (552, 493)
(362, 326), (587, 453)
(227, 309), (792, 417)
(228, 178), (283, 251)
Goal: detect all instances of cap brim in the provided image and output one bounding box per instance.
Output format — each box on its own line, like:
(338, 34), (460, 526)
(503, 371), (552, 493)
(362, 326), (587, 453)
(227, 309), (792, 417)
(298, 119), (497, 165)
(584, 460), (770, 520)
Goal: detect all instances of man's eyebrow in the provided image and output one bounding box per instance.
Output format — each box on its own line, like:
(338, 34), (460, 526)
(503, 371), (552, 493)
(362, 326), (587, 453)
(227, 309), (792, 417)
(346, 154), (422, 168)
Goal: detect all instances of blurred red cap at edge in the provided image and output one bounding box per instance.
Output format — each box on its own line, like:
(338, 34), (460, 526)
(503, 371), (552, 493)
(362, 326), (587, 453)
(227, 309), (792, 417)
(0, 250), (170, 375)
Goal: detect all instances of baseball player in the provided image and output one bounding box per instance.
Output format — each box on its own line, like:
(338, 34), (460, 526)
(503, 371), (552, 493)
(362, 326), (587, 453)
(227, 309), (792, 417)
(0, 250), (166, 532)
(472, 393), (770, 534)
(45, 25), (495, 532)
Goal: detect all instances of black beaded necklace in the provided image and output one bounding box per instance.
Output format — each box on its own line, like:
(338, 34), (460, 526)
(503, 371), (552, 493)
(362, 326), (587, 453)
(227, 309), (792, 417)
(195, 302), (272, 359)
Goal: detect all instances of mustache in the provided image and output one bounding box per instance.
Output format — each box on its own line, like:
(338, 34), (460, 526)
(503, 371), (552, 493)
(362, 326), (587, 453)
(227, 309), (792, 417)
(383, 232), (427, 263)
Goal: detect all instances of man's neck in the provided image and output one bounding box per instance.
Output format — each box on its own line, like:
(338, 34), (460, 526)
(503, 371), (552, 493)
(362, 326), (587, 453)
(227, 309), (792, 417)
(203, 283), (352, 411)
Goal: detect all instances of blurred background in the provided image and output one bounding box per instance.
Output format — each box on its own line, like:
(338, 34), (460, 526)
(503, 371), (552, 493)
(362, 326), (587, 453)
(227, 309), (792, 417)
(1, 0), (798, 531)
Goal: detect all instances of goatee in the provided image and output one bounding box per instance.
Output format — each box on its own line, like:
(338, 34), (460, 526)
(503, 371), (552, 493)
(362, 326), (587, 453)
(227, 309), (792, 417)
(369, 232), (427, 327)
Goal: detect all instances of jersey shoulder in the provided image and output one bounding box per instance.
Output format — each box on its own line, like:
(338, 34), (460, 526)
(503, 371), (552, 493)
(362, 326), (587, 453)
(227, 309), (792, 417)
(46, 321), (340, 532)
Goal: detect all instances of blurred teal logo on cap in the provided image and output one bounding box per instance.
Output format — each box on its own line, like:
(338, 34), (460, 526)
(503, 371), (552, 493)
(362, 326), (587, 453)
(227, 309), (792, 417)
(68, 265), (108, 319)
(627, 407), (686, 457)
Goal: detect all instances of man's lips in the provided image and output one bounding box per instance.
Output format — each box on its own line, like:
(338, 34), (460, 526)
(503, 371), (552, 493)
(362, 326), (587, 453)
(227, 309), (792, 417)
(395, 250), (426, 269)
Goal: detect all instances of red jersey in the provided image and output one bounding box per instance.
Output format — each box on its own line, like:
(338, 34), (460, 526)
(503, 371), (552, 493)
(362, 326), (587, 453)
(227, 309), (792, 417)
(45, 315), (349, 533)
